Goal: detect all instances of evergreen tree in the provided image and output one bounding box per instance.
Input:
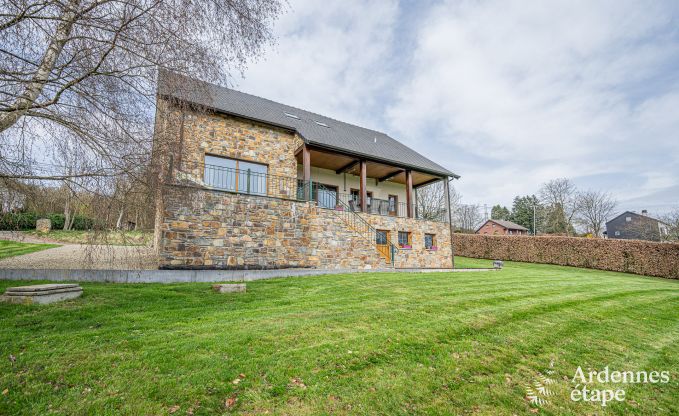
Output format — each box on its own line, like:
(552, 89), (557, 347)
(491, 205), (511, 220)
(509, 195), (542, 234)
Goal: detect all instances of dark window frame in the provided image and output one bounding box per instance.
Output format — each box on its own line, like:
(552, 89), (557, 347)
(424, 233), (436, 250)
(397, 231), (411, 248)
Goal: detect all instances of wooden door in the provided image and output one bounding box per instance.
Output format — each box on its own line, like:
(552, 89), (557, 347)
(375, 230), (391, 263)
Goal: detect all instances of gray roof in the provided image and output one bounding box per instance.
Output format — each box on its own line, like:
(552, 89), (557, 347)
(157, 71), (458, 178)
(483, 219), (529, 231)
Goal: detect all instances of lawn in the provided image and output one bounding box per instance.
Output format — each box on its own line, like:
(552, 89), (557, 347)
(0, 240), (59, 260)
(1, 259), (677, 415)
(22, 229), (152, 246)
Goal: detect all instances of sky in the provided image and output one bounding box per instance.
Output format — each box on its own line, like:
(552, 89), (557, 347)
(234, 0), (679, 216)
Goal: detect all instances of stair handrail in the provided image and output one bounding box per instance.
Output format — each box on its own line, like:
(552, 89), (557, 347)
(314, 182), (397, 266)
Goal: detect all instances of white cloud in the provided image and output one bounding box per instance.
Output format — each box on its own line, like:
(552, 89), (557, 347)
(387, 0), (679, 209)
(236, 0), (399, 129)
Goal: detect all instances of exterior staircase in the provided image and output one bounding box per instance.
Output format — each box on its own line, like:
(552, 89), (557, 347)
(314, 183), (397, 266)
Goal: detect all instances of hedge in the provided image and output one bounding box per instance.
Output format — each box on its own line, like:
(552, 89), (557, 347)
(454, 234), (679, 279)
(0, 212), (95, 231)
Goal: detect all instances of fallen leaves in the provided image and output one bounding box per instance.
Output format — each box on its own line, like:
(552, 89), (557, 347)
(9, 354), (16, 364)
(168, 404), (180, 414)
(288, 377), (307, 389)
(2, 388), (8, 395)
(232, 373), (246, 385)
(225, 395), (238, 409)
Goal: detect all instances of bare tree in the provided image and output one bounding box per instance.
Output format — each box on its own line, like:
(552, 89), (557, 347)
(454, 204), (483, 233)
(1, 0), (284, 181)
(661, 209), (679, 242)
(539, 178), (578, 235)
(575, 190), (617, 237)
(415, 180), (461, 222)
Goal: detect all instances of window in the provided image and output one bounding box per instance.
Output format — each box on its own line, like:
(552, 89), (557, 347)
(388, 195), (398, 216)
(283, 112), (299, 119)
(398, 231), (411, 248)
(314, 120), (329, 127)
(615, 231), (620, 236)
(204, 155), (267, 195)
(626, 217), (632, 222)
(376, 230), (388, 245)
(424, 233), (436, 250)
(350, 189), (372, 210)
(316, 184), (338, 209)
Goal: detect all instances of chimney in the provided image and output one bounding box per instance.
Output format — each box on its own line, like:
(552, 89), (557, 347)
(641, 209), (648, 216)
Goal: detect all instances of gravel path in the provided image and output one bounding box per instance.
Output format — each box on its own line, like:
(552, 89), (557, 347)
(0, 231), (158, 270)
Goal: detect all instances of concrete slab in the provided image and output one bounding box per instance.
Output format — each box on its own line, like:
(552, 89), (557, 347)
(1, 283), (83, 305)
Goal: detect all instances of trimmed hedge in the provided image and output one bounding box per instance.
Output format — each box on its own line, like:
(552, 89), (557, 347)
(0, 212), (95, 231)
(454, 234), (679, 279)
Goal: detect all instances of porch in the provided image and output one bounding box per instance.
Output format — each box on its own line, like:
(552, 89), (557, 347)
(296, 144), (452, 223)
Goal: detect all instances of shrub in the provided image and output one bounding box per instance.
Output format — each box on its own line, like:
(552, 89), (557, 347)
(454, 234), (679, 279)
(0, 212), (95, 231)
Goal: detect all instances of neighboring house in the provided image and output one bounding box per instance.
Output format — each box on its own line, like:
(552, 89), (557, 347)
(605, 210), (669, 242)
(153, 71), (459, 270)
(476, 219), (529, 235)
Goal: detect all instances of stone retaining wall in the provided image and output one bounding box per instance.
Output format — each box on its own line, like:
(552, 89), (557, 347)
(159, 186), (453, 270)
(159, 186), (388, 269)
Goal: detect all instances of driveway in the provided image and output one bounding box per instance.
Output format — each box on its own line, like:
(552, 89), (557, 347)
(0, 231), (158, 270)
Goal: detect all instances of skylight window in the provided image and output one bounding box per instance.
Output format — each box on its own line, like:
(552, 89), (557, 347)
(283, 112), (299, 119)
(314, 120), (329, 127)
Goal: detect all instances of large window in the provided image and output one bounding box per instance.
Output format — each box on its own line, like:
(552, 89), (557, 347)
(204, 155), (268, 195)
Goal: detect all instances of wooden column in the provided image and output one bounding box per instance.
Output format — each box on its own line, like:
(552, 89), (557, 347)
(443, 177), (455, 268)
(406, 170), (413, 218)
(359, 160), (367, 212)
(302, 144), (311, 200)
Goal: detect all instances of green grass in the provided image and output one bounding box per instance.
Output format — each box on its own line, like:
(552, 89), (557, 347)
(0, 240), (59, 260)
(23, 229), (152, 246)
(1, 258), (677, 415)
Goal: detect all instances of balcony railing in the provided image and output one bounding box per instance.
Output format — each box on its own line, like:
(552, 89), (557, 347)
(176, 162), (448, 223)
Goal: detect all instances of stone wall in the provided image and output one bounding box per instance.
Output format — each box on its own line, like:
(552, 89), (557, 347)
(159, 185), (388, 270)
(159, 185), (454, 270)
(174, 103), (303, 180)
(359, 214), (453, 268)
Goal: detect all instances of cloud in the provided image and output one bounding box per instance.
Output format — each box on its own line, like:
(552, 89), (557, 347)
(236, 0), (399, 129)
(386, 0), (679, 209)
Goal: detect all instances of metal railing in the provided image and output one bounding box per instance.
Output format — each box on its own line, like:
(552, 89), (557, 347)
(315, 183), (397, 266)
(174, 162), (446, 225)
(200, 163), (308, 201)
(329, 193), (412, 218)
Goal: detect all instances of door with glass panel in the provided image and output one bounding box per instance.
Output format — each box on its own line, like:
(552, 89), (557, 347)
(375, 229), (391, 263)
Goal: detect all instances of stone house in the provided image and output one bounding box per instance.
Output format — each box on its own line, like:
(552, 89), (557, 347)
(476, 219), (529, 235)
(153, 71), (459, 270)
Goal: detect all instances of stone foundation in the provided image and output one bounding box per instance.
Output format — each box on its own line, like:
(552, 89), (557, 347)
(359, 214), (453, 269)
(159, 186), (453, 270)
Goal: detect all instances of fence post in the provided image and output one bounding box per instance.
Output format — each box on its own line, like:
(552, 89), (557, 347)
(246, 169), (251, 194)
